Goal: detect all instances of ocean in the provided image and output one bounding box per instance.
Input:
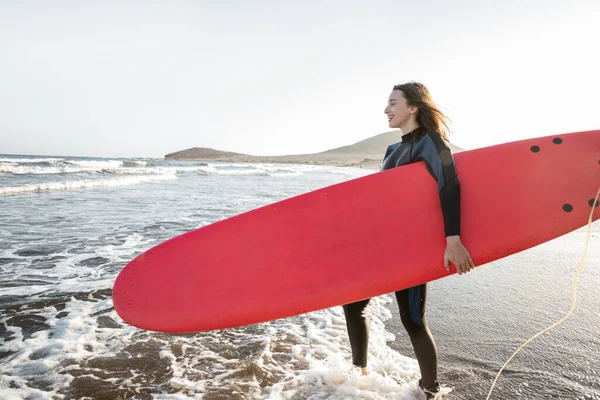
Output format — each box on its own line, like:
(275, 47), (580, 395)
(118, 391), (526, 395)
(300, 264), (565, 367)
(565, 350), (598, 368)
(0, 154), (598, 400)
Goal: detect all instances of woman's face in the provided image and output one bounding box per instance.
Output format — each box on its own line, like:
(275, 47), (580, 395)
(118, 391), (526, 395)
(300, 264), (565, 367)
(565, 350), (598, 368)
(384, 90), (416, 129)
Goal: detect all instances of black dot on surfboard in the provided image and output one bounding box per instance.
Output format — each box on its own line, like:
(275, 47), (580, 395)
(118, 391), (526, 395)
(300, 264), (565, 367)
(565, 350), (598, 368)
(552, 137), (563, 144)
(530, 145), (540, 153)
(589, 199), (600, 207)
(562, 204), (573, 212)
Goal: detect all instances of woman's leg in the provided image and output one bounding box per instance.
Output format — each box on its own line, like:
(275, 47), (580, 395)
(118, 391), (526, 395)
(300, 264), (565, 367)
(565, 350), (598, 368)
(342, 298), (371, 371)
(395, 284), (439, 391)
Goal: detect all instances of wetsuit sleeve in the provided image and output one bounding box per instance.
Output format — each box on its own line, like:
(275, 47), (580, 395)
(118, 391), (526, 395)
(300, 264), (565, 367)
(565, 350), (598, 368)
(412, 133), (461, 237)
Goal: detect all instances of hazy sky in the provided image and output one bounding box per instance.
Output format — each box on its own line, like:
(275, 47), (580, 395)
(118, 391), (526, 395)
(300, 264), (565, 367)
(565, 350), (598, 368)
(1, 1), (599, 158)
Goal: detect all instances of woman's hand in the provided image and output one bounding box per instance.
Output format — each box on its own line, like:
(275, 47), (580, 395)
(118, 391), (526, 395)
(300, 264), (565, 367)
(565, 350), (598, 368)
(444, 235), (475, 275)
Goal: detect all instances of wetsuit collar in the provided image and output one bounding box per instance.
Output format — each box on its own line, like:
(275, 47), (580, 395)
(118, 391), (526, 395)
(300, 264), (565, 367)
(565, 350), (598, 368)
(401, 127), (421, 143)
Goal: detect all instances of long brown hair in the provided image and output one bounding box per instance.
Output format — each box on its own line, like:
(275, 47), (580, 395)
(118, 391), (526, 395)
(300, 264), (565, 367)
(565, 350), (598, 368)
(393, 82), (450, 141)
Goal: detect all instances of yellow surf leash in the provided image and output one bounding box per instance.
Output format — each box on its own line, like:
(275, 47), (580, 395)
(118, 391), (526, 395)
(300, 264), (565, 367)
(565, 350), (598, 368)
(486, 187), (600, 400)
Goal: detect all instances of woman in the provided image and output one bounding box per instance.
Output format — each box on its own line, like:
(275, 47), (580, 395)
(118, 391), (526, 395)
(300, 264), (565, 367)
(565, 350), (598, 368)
(343, 82), (474, 399)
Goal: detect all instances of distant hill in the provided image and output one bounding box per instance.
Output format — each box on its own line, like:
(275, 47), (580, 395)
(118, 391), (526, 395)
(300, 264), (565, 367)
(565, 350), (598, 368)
(165, 130), (464, 169)
(165, 148), (244, 159)
(317, 130), (463, 155)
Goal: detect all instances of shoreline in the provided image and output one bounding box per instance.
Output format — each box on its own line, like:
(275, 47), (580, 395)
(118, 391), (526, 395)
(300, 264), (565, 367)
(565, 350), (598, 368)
(163, 130), (467, 171)
(167, 155), (383, 170)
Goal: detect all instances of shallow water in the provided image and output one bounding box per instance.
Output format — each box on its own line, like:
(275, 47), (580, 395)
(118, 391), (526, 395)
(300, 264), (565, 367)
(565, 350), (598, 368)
(1, 154), (598, 399)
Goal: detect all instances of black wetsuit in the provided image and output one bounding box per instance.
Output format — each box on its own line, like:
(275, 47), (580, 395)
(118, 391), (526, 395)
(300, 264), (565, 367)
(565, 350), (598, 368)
(343, 127), (461, 392)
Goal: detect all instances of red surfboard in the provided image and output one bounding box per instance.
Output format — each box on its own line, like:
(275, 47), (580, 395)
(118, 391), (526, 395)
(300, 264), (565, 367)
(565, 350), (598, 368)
(112, 130), (600, 333)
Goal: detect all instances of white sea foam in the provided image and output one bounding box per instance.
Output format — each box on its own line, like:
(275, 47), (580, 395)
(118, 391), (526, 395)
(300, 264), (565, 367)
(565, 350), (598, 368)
(0, 157), (64, 163)
(197, 162), (369, 178)
(0, 159), (122, 175)
(1, 164), (107, 175)
(122, 160), (148, 168)
(0, 157), (371, 182)
(0, 289), (432, 399)
(0, 174), (177, 195)
(0, 295), (135, 399)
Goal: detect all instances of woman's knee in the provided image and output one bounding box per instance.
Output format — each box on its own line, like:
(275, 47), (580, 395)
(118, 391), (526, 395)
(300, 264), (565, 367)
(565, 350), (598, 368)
(400, 312), (428, 336)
